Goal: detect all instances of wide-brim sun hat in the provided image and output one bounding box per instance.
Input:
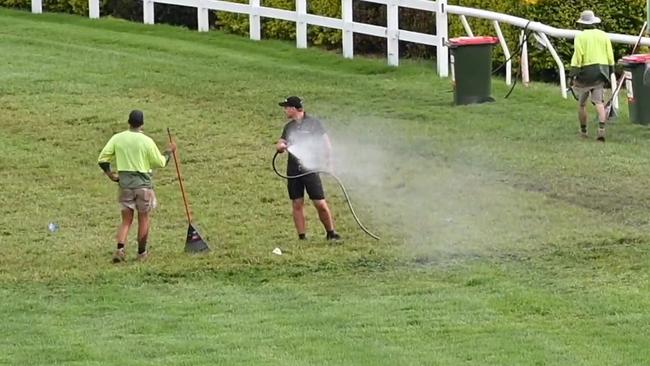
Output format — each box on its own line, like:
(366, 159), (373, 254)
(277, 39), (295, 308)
(577, 10), (601, 25)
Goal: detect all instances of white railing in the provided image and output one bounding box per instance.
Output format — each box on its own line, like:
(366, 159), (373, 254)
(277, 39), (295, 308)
(446, 5), (650, 100)
(30, 0), (650, 99)
(152, 0), (451, 76)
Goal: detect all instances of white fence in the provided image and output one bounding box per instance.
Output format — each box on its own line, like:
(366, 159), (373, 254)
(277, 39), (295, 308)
(30, 0), (650, 98)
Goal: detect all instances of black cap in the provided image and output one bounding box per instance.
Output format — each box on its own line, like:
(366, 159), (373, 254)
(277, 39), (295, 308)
(128, 110), (144, 127)
(278, 96), (303, 109)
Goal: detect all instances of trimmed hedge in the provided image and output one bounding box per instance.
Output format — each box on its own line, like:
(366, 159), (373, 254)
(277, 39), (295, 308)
(216, 0), (341, 48)
(0, 0), (210, 29)
(2, 0), (646, 78)
(216, 0), (647, 78)
(446, 0), (647, 79)
(0, 0), (93, 13)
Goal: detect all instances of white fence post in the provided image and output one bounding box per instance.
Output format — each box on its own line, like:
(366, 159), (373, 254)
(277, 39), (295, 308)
(537, 32), (567, 98)
(197, 0), (209, 32)
(341, 0), (353, 59)
(386, 0), (399, 66)
(493, 21), (511, 85)
(436, 0), (449, 77)
(143, 0), (154, 25)
(610, 73), (619, 109)
(31, 0), (42, 14)
(250, 0), (261, 40)
(459, 14), (473, 37)
(89, 0), (99, 18)
(296, 0), (307, 48)
(37, 0), (643, 100)
(520, 30), (529, 86)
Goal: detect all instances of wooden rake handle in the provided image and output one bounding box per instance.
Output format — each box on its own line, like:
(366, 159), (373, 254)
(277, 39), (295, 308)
(167, 128), (192, 225)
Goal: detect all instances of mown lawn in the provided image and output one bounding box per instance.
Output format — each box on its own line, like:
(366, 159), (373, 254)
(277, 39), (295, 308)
(0, 8), (649, 365)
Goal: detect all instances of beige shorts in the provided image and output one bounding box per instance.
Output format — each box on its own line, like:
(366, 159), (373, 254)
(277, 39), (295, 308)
(118, 187), (157, 212)
(573, 81), (605, 106)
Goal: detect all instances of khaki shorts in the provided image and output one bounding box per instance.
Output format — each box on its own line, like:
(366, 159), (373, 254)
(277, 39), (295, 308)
(118, 187), (157, 212)
(573, 81), (605, 107)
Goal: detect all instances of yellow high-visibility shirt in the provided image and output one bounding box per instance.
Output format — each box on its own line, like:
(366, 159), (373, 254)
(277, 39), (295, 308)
(98, 130), (167, 172)
(571, 29), (614, 68)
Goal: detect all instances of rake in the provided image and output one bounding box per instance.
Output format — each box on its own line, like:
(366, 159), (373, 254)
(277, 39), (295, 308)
(167, 128), (210, 253)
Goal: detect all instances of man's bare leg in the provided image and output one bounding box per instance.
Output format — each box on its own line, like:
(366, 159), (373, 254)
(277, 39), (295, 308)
(137, 211), (150, 259)
(313, 199), (334, 231)
(292, 198), (306, 239)
(579, 104), (588, 136)
(595, 103), (607, 141)
(313, 199), (340, 240)
(113, 208), (133, 262)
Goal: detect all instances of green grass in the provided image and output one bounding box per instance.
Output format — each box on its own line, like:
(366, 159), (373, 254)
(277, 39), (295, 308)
(1, 7), (650, 365)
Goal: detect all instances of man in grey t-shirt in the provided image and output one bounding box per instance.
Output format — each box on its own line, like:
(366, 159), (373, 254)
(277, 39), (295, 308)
(276, 96), (341, 241)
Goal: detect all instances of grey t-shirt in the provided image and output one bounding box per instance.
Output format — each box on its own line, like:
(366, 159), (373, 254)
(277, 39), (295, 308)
(280, 114), (327, 175)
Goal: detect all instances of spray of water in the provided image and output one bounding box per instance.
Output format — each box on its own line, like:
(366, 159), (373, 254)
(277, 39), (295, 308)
(294, 116), (568, 261)
(286, 134), (329, 172)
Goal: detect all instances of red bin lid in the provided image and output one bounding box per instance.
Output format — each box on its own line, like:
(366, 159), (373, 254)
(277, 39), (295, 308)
(621, 54), (650, 63)
(449, 36), (499, 46)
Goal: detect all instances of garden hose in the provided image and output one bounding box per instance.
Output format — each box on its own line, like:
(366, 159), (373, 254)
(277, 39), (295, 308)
(272, 152), (380, 240)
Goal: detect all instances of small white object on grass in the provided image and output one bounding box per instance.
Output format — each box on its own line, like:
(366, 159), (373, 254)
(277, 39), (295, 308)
(48, 222), (59, 233)
(272, 247), (283, 255)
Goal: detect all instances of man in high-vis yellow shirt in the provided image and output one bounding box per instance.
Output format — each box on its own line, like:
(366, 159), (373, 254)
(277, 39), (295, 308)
(570, 10), (615, 142)
(98, 110), (176, 263)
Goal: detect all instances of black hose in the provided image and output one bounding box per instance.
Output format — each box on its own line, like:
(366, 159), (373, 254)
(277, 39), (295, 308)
(491, 21), (533, 99)
(272, 152), (380, 241)
(491, 21), (531, 75)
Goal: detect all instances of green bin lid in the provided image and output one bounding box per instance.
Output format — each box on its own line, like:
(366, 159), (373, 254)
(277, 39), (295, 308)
(449, 36), (499, 46)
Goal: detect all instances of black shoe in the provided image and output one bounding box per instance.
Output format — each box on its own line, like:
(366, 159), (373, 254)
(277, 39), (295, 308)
(326, 232), (341, 241)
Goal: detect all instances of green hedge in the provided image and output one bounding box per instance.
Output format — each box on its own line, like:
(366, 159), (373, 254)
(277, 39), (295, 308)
(217, 0), (647, 79)
(0, 0), (205, 29)
(215, 0), (440, 56)
(2, 0), (646, 79)
(446, 0), (647, 79)
(0, 0), (92, 13)
(216, 0), (341, 48)
(529, 0), (646, 76)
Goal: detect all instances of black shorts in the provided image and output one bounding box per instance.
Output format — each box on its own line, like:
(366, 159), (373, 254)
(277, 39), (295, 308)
(287, 173), (325, 200)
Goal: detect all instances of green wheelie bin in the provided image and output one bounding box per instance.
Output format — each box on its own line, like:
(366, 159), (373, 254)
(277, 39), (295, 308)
(620, 54), (650, 125)
(449, 36), (499, 105)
